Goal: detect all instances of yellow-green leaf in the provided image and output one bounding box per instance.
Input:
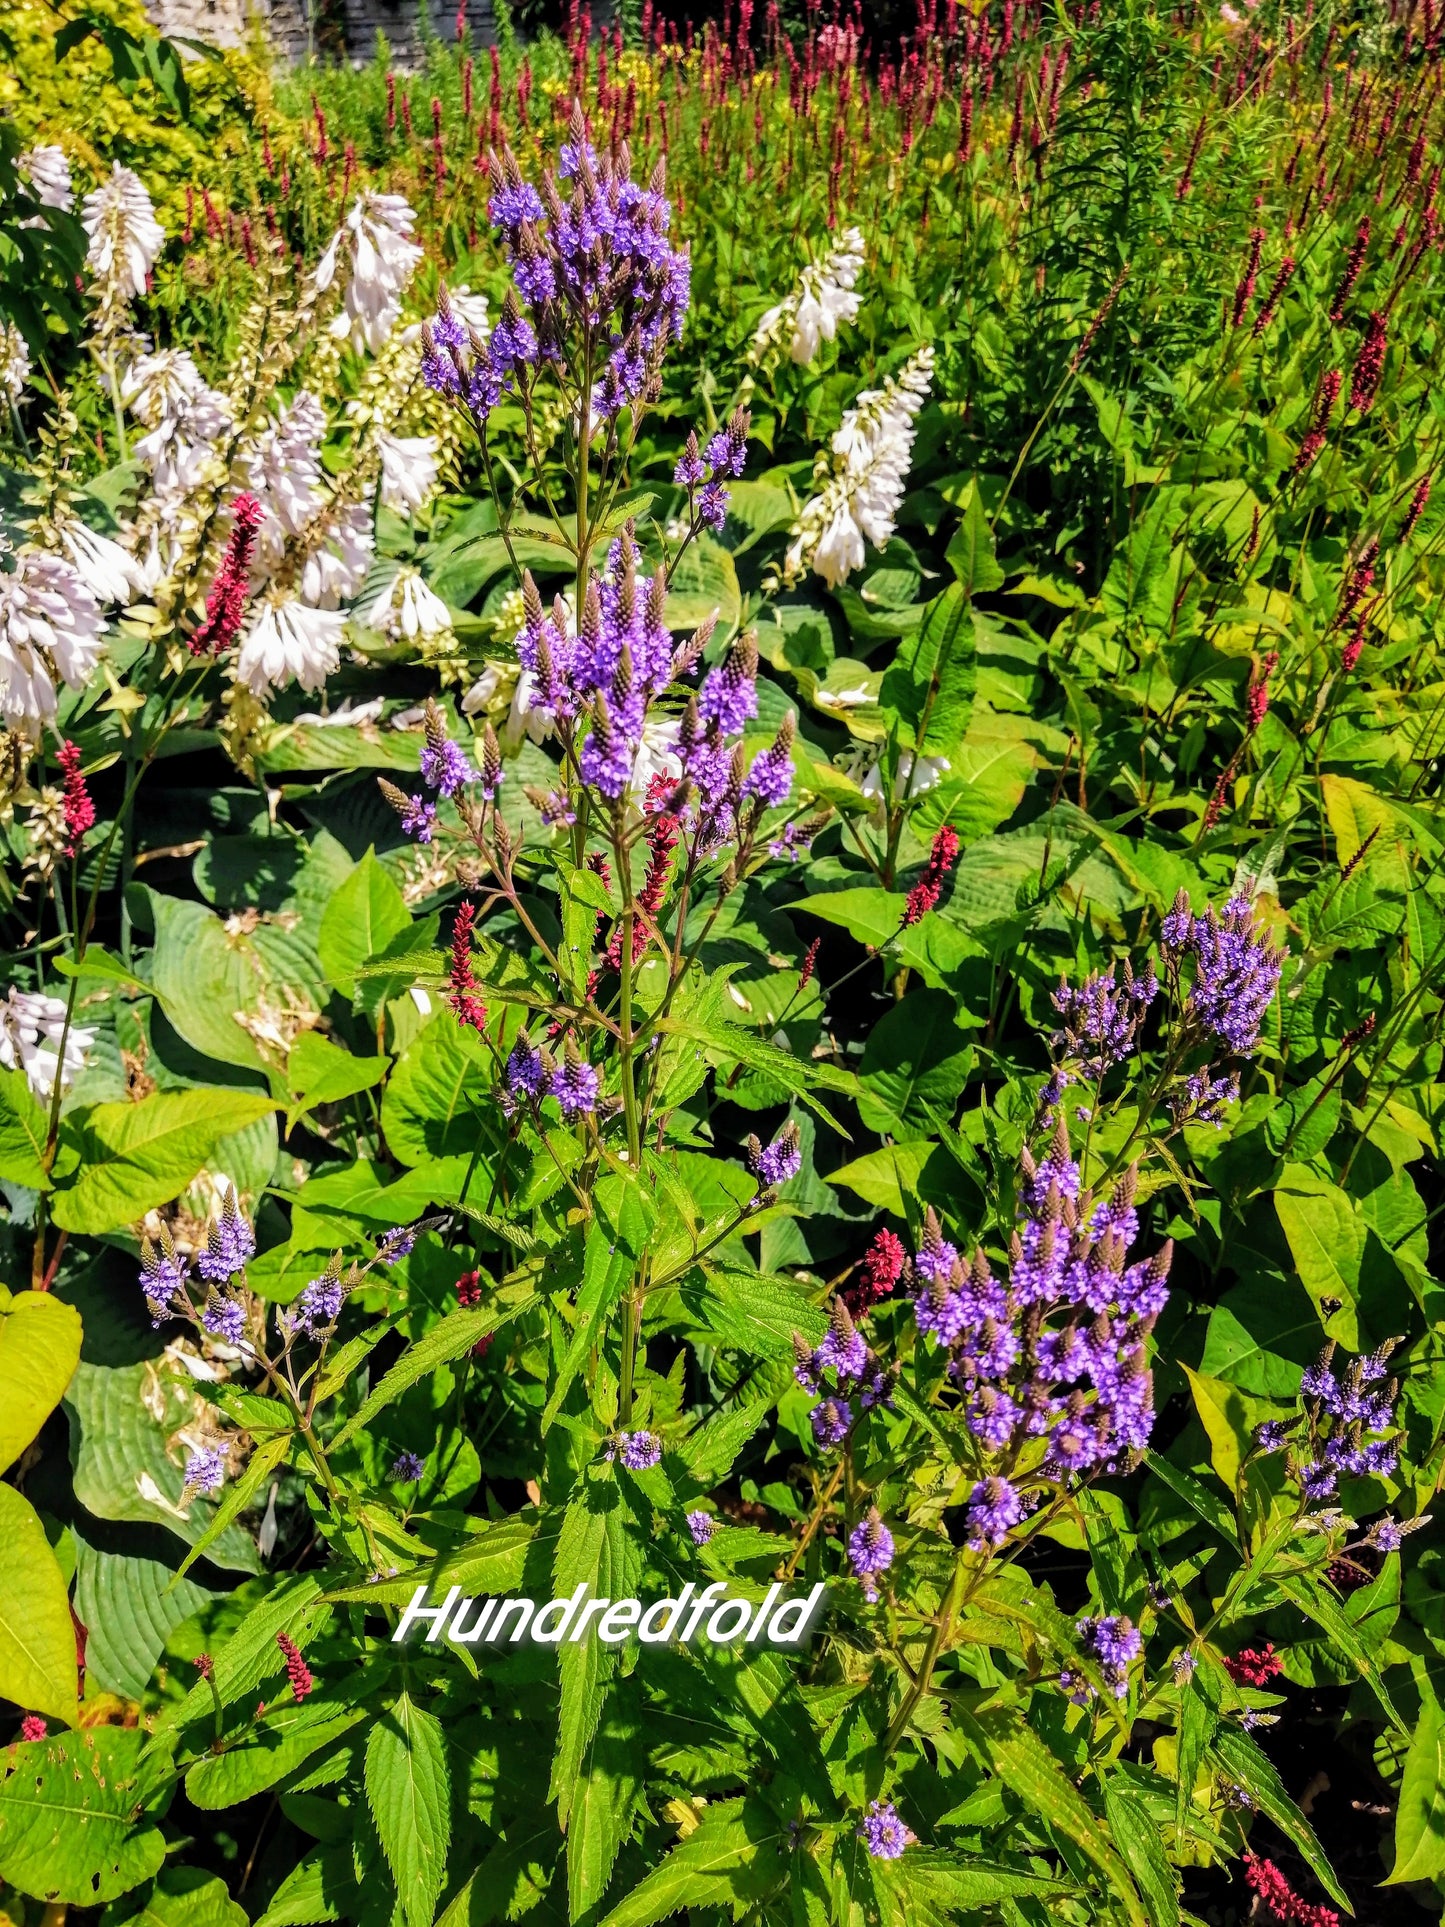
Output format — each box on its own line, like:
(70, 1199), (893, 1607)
(0, 1483), (78, 1725)
(0, 1285), (82, 1474)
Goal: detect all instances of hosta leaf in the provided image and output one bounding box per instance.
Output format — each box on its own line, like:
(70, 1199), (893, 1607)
(64, 1360), (260, 1570)
(0, 1726), (165, 1902)
(0, 1484), (78, 1726)
(51, 1088), (278, 1235)
(0, 1284), (81, 1473)
(74, 1540), (213, 1702)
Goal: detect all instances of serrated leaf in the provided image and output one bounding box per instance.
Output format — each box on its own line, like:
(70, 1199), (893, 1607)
(365, 1693), (451, 1927)
(331, 1295), (538, 1451)
(1274, 1572), (1409, 1737)
(597, 1797), (786, 1927)
(1385, 1692), (1445, 1884)
(0, 1285), (81, 1473)
(1207, 1726), (1349, 1908)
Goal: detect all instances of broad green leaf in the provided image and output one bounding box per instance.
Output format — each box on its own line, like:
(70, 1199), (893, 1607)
(664, 532), (741, 635)
(381, 1011), (492, 1166)
(1273, 1169), (1364, 1346)
(828, 1140), (940, 1217)
(121, 1867), (250, 1927)
(879, 582), (977, 754)
(651, 1009), (855, 1128)
(0, 1284), (81, 1472)
(366, 1693), (452, 1927)
(1181, 1367), (1254, 1491)
(871, 1851), (1070, 1916)
(1208, 1727), (1348, 1908)
(74, 1540), (213, 1702)
(317, 848), (412, 995)
(1385, 1693), (1445, 1884)
(253, 1844), (359, 1927)
(0, 1484), (78, 1725)
(857, 989), (973, 1134)
(142, 889), (301, 1075)
(286, 1031), (387, 1129)
(0, 1726), (166, 1902)
(597, 1797), (787, 1927)
(1142, 1450), (1237, 1544)
(64, 1360), (261, 1569)
(51, 1088), (277, 1234)
(0, 1067), (48, 1187)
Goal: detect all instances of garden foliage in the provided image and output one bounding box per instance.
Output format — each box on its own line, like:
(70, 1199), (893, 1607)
(1, 1), (1444, 1922)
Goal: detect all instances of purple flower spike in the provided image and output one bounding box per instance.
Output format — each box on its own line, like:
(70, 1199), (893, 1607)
(184, 1446), (227, 1496)
(847, 1507), (894, 1601)
(549, 1056), (600, 1118)
(612, 1430), (661, 1471)
(196, 1190), (255, 1286)
(966, 1474), (1028, 1549)
(390, 1451), (426, 1482)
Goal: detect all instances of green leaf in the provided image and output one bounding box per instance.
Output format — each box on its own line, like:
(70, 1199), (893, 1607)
(568, 1709), (643, 1923)
(381, 1012), (492, 1166)
(74, 1541), (213, 1702)
(51, 1088), (278, 1234)
(879, 583), (977, 755)
(857, 989), (973, 1134)
(551, 1486), (640, 1829)
(64, 1360), (260, 1570)
(1142, 1450), (1237, 1545)
(961, 1709), (1148, 1927)
(162, 1575), (331, 1733)
(0, 1484), (78, 1725)
(331, 1295), (538, 1451)
(120, 1866), (250, 1927)
(365, 1692), (452, 1927)
(176, 1430), (292, 1581)
(1273, 1169), (1364, 1346)
(0, 1285), (81, 1473)
(1274, 1572), (1409, 1738)
(317, 850), (413, 996)
(187, 1699), (367, 1810)
(943, 480), (1006, 597)
(544, 1183), (655, 1430)
(664, 533), (742, 635)
(0, 1726), (166, 1903)
(286, 1032), (387, 1129)
(1102, 1784), (1180, 1926)
(1385, 1692), (1445, 1885)
(597, 1797), (786, 1927)
(1208, 1727), (1348, 1908)
(142, 890), (290, 1075)
(0, 1067), (48, 1187)
(651, 1009), (855, 1128)
(828, 1140), (940, 1217)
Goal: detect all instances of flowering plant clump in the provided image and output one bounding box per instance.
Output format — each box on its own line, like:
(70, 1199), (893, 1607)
(2, 2), (1445, 1922)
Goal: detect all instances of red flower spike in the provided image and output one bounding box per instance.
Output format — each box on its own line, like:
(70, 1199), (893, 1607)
(276, 1632), (314, 1702)
(190, 494), (263, 658)
(902, 826), (961, 928)
(20, 1715), (47, 1742)
(842, 1228), (908, 1318)
(449, 902), (488, 1032)
(798, 938), (821, 990)
(56, 741), (95, 856)
(1243, 1851), (1340, 1927)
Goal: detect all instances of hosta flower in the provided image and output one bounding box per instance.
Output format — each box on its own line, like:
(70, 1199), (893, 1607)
(246, 391), (327, 559)
(377, 432), (441, 514)
(237, 597), (346, 697)
(358, 566), (452, 640)
(1, 321), (31, 402)
(124, 349), (231, 496)
(785, 347), (935, 588)
(82, 164), (165, 321)
(53, 514), (141, 609)
(300, 502), (374, 608)
(0, 986), (96, 1101)
(0, 548), (106, 729)
(19, 144), (73, 213)
(753, 228), (865, 366)
(317, 193), (424, 353)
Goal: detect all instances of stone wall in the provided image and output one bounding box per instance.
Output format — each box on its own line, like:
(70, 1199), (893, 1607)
(145, 0), (494, 66)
